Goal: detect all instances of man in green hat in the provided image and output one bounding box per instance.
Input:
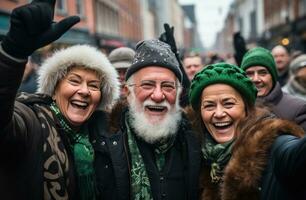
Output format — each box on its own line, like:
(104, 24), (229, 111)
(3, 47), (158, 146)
(241, 47), (306, 131)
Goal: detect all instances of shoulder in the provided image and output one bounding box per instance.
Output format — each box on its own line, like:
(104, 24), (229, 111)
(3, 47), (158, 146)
(236, 108), (304, 149)
(282, 93), (306, 113)
(109, 99), (128, 133)
(16, 92), (52, 106)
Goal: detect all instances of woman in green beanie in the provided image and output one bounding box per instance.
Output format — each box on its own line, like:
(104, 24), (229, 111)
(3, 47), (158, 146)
(188, 62), (306, 200)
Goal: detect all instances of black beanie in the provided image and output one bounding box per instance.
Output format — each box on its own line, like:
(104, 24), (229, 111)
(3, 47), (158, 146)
(125, 39), (183, 83)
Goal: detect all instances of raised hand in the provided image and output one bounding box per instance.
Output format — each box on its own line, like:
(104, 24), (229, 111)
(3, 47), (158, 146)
(159, 23), (178, 54)
(1, 0), (80, 59)
(159, 23), (190, 106)
(233, 32), (247, 66)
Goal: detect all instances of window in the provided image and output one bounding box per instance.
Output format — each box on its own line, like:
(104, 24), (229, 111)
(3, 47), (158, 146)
(56, 0), (67, 15)
(76, 0), (84, 16)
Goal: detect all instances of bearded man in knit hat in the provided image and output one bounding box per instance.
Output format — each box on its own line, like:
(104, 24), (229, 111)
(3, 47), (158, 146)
(93, 39), (201, 200)
(241, 47), (306, 131)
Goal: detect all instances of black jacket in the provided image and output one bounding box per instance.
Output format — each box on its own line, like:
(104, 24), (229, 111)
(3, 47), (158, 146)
(90, 105), (201, 200)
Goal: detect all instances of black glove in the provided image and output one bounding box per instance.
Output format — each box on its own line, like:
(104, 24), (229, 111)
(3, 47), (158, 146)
(233, 32), (247, 66)
(159, 23), (178, 54)
(1, 0), (80, 59)
(159, 23), (191, 107)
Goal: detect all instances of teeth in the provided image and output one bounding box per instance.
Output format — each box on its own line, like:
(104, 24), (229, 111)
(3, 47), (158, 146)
(214, 122), (231, 127)
(71, 100), (88, 107)
(147, 105), (165, 110)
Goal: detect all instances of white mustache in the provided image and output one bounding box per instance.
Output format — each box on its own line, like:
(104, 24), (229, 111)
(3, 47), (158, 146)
(142, 99), (170, 110)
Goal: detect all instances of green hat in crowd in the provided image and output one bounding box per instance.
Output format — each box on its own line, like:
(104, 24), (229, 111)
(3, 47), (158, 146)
(240, 47), (278, 85)
(189, 63), (257, 110)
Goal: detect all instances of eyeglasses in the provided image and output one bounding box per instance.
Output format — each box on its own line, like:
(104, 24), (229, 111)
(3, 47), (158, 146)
(128, 80), (177, 93)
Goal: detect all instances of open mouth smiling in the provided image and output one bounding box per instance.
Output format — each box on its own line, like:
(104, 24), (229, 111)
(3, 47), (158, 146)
(145, 105), (167, 113)
(213, 121), (232, 129)
(71, 100), (89, 110)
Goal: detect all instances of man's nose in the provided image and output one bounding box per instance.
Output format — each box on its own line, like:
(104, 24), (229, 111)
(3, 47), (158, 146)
(150, 85), (165, 103)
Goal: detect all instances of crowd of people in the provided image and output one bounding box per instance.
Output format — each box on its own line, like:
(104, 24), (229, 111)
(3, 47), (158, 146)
(1, 0), (306, 200)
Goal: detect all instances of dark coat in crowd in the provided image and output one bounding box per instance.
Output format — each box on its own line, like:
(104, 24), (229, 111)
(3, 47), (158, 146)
(258, 82), (306, 131)
(0, 52), (83, 200)
(198, 109), (306, 200)
(90, 100), (202, 200)
(0, 44), (119, 200)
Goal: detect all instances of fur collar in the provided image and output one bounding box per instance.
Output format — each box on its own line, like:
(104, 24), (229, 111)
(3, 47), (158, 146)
(109, 98), (128, 134)
(198, 110), (305, 200)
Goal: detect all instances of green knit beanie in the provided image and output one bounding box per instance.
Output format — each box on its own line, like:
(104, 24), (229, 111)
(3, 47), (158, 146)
(189, 63), (257, 110)
(241, 47), (278, 85)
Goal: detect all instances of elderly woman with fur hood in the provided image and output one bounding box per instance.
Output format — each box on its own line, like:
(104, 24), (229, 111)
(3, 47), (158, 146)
(188, 63), (306, 200)
(0, 1), (119, 199)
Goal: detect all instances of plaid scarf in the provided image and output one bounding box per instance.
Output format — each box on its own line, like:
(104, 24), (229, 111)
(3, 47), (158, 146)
(50, 102), (96, 200)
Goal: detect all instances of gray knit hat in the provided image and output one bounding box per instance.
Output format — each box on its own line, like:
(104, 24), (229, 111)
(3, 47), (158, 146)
(108, 47), (135, 69)
(37, 44), (120, 111)
(125, 39), (183, 83)
(289, 54), (306, 74)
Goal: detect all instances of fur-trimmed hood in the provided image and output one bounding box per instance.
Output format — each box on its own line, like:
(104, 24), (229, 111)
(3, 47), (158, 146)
(37, 44), (120, 111)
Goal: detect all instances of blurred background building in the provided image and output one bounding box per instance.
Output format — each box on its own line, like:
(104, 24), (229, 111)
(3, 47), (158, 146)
(3, 0), (304, 57)
(215, 0), (306, 54)
(0, 0), (203, 54)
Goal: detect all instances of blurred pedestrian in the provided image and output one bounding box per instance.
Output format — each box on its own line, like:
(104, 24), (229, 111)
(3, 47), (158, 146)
(94, 39), (201, 200)
(18, 52), (41, 93)
(283, 54), (306, 101)
(183, 52), (204, 81)
(232, 32), (247, 66)
(272, 45), (291, 86)
(241, 47), (306, 131)
(189, 63), (306, 200)
(0, 1), (119, 199)
(109, 47), (135, 98)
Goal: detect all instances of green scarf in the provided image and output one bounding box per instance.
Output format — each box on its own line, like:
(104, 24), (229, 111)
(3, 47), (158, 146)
(202, 134), (234, 183)
(126, 113), (175, 199)
(50, 102), (96, 200)
(154, 135), (176, 171)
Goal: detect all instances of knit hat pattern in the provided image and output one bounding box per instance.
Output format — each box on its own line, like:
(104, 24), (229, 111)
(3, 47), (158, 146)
(37, 44), (120, 111)
(108, 47), (135, 69)
(189, 63), (257, 110)
(125, 39), (183, 83)
(241, 47), (278, 85)
(289, 54), (306, 74)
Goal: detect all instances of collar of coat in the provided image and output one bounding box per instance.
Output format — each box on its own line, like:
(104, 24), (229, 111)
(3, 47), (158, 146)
(197, 108), (305, 200)
(108, 98), (128, 134)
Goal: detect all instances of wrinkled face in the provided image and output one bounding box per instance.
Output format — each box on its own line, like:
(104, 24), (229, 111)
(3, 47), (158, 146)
(125, 66), (182, 143)
(201, 84), (246, 144)
(272, 46), (290, 72)
(53, 67), (102, 127)
(245, 66), (273, 97)
(183, 56), (203, 80)
(126, 66), (178, 123)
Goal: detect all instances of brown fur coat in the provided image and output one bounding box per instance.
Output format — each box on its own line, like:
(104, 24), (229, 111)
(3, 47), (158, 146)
(184, 106), (305, 200)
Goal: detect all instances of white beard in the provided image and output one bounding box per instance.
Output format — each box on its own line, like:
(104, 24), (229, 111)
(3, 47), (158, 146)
(127, 91), (182, 144)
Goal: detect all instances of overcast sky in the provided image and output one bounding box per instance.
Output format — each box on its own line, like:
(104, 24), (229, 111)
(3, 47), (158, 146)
(179, 0), (234, 48)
